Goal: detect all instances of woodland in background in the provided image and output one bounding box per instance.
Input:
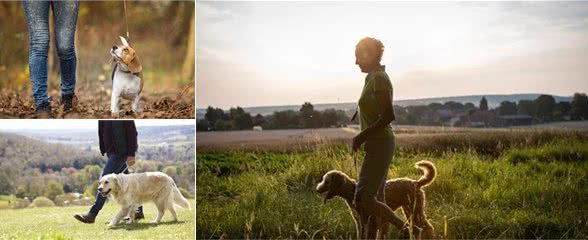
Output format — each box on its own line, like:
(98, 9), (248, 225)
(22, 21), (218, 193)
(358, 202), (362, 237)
(0, 132), (195, 208)
(198, 93), (588, 131)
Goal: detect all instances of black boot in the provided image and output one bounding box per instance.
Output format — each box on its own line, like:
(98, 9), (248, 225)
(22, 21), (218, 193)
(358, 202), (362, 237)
(73, 212), (96, 224)
(35, 102), (53, 118)
(62, 94), (75, 112)
(135, 209), (145, 220)
(124, 207), (145, 222)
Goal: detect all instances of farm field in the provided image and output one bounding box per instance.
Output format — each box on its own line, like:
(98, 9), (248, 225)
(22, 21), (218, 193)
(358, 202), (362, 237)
(197, 129), (588, 239)
(196, 122), (588, 151)
(0, 200), (195, 239)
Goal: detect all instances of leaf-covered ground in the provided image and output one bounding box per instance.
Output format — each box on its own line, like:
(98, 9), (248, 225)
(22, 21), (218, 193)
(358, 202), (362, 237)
(0, 85), (194, 119)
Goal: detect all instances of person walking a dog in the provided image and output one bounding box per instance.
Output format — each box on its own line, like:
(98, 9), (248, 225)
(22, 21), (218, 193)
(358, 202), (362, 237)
(351, 37), (418, 237)
(23, 0), (79, 117)
(74, 120), (144, 224)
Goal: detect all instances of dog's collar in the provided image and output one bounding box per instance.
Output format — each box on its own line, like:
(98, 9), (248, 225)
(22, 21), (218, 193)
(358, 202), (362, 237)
(114, 64), (141, 76)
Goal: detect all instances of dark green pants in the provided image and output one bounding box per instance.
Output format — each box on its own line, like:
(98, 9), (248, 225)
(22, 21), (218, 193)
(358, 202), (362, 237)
(354, 136), (395, 202)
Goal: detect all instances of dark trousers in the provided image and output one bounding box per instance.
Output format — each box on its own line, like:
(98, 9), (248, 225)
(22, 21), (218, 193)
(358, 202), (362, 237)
(89, 153), (142, 216)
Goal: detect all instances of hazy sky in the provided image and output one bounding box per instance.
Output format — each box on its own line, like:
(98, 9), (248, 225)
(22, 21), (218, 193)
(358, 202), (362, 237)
(197, 1), (588, 109)
(0, 119), (194, 131)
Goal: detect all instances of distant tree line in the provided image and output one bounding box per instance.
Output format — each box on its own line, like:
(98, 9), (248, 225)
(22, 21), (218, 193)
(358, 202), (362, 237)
(394, 93), (588, 126)
(0, 133), (195, 206)
(197, 102), (350, 131)
(197, 93), (588, 131)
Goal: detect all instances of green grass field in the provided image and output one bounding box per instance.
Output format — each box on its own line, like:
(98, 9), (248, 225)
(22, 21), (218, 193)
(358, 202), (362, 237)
(0, 200), (195, 239)
(197, 130), (588, 239)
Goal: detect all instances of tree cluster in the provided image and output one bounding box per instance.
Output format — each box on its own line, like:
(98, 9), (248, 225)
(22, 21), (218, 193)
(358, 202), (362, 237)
(198, 102), (350, 131)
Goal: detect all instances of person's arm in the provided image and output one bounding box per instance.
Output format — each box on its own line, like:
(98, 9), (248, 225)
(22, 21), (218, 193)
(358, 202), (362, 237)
(126, 121), (138, 157)
(352, 76), (395, 151)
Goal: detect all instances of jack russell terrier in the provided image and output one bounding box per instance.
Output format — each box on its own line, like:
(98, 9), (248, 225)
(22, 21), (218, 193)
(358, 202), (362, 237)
(110, 36), (143, 116)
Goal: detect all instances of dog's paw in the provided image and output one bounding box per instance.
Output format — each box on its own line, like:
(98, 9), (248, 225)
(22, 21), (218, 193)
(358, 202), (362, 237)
(110, 111), (123, 118)
(107, 223), (117, 228)
(150, 220), (160, 224)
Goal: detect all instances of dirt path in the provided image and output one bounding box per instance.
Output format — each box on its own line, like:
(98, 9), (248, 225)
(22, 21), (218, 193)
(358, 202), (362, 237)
(0, 86), (194, 119)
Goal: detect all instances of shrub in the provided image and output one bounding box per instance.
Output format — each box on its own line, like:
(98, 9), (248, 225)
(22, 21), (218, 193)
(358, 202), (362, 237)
(84, 181), (99, 198)
(45, 180), (64, 201)
(29, 197), (55, 208)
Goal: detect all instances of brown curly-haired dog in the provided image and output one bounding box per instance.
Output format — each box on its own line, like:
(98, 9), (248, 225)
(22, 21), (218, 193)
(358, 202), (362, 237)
(316, 160), (436, 239)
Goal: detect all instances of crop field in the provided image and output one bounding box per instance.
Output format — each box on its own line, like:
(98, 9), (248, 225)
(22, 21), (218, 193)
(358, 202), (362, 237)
(197, 128), (588, 239)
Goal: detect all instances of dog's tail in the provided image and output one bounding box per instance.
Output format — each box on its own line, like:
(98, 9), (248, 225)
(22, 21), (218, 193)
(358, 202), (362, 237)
(172, 185), (191, 209)
(415, 160), (436, 188)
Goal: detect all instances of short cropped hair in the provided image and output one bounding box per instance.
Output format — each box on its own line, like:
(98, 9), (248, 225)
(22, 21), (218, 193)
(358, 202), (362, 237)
(356, 37), (384, 63)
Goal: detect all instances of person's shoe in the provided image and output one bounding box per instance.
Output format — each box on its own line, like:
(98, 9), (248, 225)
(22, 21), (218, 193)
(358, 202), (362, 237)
(135, 211), (145, 220)
(35, 102), (53, 118)
(62, 94), (75, 112)
(124, 211), (145, 222)
(73, 212), (96, 224)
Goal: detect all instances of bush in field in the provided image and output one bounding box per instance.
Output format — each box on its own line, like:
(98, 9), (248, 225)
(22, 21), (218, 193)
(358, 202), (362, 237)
(54, 193), (81, 206)
(14, 197), (31, 209)
(29, 197), (55, 208)
(45, 180), (64, 201)
(84, 181), (99, 198)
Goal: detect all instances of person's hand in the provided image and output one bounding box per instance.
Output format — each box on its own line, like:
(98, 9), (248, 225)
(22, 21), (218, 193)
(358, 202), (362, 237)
(127, 156), (136, 167)
(352, 134), (365, 152)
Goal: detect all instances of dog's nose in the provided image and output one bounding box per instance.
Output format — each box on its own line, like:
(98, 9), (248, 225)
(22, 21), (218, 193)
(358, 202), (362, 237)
(112, 46), (117, 50)
(98, 187), (103, 192)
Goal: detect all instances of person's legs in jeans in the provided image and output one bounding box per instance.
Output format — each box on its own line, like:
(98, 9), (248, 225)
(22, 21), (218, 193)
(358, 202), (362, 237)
(23, 1), (51, 109)
(52, 1), (78, 100)
(89, 154), (127, 216)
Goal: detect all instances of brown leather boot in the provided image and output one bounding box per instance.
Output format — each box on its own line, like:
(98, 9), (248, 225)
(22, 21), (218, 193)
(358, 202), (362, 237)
(73, 212), (96, 224)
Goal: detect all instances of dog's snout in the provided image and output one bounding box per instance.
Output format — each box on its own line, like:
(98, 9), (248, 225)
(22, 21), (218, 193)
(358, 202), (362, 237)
(112, 46), (118, 50)
(98, 187), (103, 192)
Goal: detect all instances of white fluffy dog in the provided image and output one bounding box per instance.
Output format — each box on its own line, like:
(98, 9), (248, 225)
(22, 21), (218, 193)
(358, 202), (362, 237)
(98, 172), (191, 227)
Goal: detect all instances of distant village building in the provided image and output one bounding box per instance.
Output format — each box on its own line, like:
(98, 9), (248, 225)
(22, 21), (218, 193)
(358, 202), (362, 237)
(499, 115), (533, 127)
(458, 110), (500, 127)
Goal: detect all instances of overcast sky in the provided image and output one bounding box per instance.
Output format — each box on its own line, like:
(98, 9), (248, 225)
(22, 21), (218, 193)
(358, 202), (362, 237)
(0, 119), (194, 131)
(197, 1), (588, 109)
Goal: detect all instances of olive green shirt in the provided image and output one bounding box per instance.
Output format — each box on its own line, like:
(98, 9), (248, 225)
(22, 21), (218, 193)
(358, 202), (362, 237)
(358, 65), (394, 140)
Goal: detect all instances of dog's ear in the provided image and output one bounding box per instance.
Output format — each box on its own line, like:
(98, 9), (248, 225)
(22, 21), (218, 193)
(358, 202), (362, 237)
(120, 36), (130, 47)
(128, 54), (142, 74)
(115, 174), (129, 192)
(324, 174), (344, 202)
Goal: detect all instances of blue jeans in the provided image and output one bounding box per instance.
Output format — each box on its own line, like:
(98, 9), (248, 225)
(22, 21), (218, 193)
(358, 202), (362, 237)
(23, 0), (78, 107)
(89, 154), (143, 216)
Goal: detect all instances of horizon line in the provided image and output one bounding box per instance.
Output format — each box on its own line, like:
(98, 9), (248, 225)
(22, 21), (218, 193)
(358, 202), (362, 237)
(196, 92), (579, 110)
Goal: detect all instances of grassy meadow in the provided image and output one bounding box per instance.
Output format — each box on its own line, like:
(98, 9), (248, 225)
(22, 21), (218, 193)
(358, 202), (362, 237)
(196, 129), (588, 239)
(0, 200), (195, 239)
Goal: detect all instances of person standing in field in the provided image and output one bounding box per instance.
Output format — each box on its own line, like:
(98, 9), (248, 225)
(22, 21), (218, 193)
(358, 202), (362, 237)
(23, 1), (79, 117)
(74, 120), (144, 224)
(351, 37), (417, 236)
